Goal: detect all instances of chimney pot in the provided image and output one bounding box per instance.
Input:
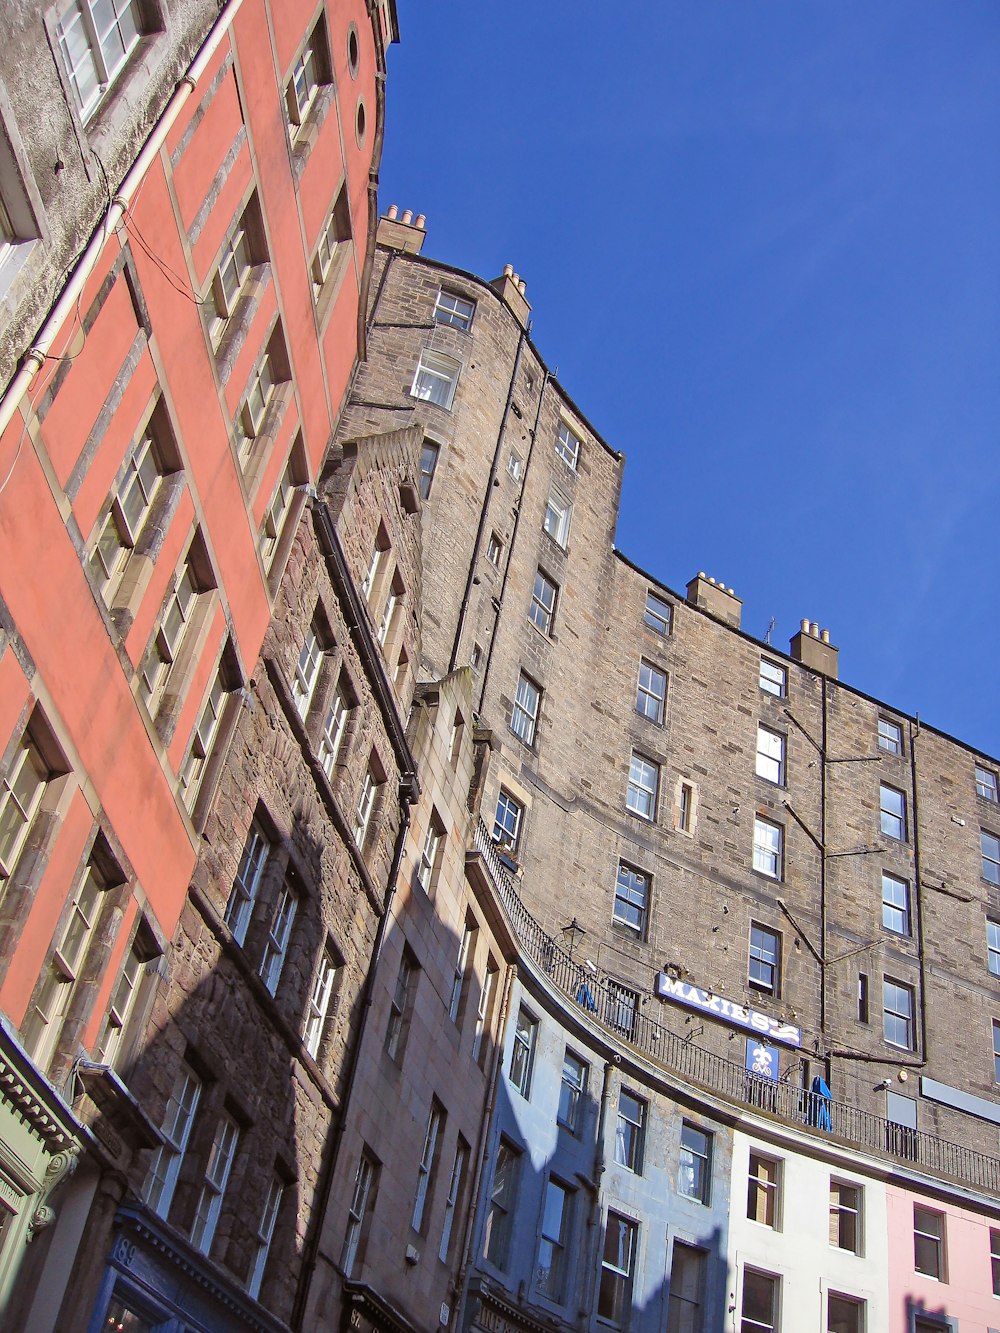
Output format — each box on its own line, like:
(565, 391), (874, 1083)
(401, 209), (413, 225)
(517, 279), (526, 295)
(386, 204), (398, 220)
(415, 213), (426, 228)
(503, 263), (514, 277)
(800, 618), (810, 633)
(820, 628), (830, 644)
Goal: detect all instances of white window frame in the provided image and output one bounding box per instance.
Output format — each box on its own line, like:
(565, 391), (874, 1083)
(509, 1007), (536, 1097)
(977, 765), (999, 802)
(471, 959), (497, 1063)
(138, 557), (202, 712)
(89, 428), (164, 602)
(385, 951), (413, 1062)
(529, 569), (557, 635)
(879, 784), (906, 841)
(225, 822), (270, 946)
(740, 1268), (779, 1333)
(749, 924), (780, 993)
(261, 458), (297, 568)
(21, 858), (111, 1067)
(988, 918), (1000, 977)
(417, 817), (443, 894)
(878, 717), (903, 755)
(178, 668), (228, 809)
(312, 185), (351, 291)
(319, 684), (351, 777)
(614, 861), (649, 935)
(438, 1139), (469, 1262)
(95, 928), (155, 1068)
(555, 421), (580, 469)
(433, 289), (475, 330)
(558, 1052), (587, 1133)
(191, 1111), (240, 1255)
(354, 764), (380, 848)
(410, 350), (460, 410)
(759, 658), (786, 697)
(747, 1151), (781, 1228)
(883, 977), (915, 1050)
(259, 882), (297, 995)
(829, 1180), (862, 1253)
(247, 1175), (282, 1299)
(543, 487), (571, 547)
(304, 950), (338, 1059)
(643, 590), (671, 635)
(411, 1102), (443, 1234)
(753, 816), (783, 880)
(913, 1205), (946, 1280)
(419, 441), (439, 500)
(292, 623), (322, 719)
(679, 1121), (712, 1204)
(144, 1063), (201, 1218)
(636, 660), (666, 723)
(536, 1177), (572, 1301)
(493, 790), (523, 850)
(341, 1153), (376, 1276)
(881, 872), (911, 936)
(484, 1140), (520, 1270)
(984, 830), (1000, 885)
(0, 732), (51, 880)
(598, 1212), (637, 1329)
(241, 348), (277, 441)
(449, 919), (475, 1022)
(286, 22), (326, 129)
(55, 0), (143, 123)
(626, 752), (659, 820)
(756, 725), (785, 785)
(511, 673), (540, 745)
(615, 1089), (646, 1174)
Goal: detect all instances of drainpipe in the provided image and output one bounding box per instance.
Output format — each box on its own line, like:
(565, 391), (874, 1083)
(452, 963), (516, 1327)
(820, 675), (829, 1044)
(290, 783), (414, 1330)
(448, 327), (526, 673)
(578, 1060), (613, 1328)
(909, 719), (930, 1064)
(476, 366), (550, 715)
(0, 0), (247, 440)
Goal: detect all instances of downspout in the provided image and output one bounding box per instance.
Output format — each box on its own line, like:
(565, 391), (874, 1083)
(579, 1060), (613, 1329)
(291, 785), (414, 1330)
(453, 962), (515, 1325)
(448, 327), (526, 673)
(0, 0), (247, 439)
(910, 719), (930, 1064)
(355, 11), (391, 365)
(476, 366), (550, 716)
(820, 675), (829, 1043)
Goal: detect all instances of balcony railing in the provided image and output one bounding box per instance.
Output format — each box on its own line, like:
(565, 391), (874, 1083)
(473, 820), (1000, 1195)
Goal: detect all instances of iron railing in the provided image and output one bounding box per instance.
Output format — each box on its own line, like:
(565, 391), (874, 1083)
(473, 820), (1000, 1194)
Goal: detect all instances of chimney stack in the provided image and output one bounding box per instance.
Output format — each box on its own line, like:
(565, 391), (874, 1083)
(377, 204), (427, 254)
(789, 618), (839, 678)
(489, 265), (531, 329)
(685, 572), (742, 629)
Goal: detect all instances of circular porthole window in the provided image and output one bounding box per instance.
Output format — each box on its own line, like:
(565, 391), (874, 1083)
(355, 97), (367, 147)
(347, 23), (360, 78)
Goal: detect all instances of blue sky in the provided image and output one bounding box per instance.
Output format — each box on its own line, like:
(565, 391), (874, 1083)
(381, 3), (1000, 756)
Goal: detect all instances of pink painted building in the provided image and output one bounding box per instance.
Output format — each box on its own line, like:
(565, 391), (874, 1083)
(887, 1180), (1000, 1332)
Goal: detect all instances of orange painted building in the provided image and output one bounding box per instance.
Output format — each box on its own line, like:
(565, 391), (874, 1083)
(0, 1), (396, 1327)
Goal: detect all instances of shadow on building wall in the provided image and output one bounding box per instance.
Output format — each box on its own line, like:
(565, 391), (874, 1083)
(467, 1066), (729, 1333)
(5, 803), (376, 1333)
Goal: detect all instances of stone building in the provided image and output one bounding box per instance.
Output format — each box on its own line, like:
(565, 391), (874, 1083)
(325, 211), (1000, 1333)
